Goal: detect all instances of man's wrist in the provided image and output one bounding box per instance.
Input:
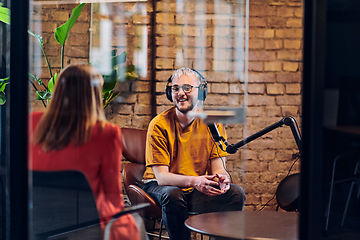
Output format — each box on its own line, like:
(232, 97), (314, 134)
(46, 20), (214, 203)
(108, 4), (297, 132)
(187, 175), (197, 188)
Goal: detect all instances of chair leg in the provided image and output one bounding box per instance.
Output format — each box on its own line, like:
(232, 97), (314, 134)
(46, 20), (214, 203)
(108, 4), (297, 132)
(158, 219), (163, 240)
(356, 183), (360, 213)
(342, 159), (360, 226)
(326, 157), (360, 230)
(146, 219), (168, 240)
(325, 154), (340, 231)
(341, 181), (356, 226)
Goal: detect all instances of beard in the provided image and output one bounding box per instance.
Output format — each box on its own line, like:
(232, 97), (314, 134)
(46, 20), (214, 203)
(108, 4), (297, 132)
(174, 98), (198, 114)
(176, 103), (194, 114)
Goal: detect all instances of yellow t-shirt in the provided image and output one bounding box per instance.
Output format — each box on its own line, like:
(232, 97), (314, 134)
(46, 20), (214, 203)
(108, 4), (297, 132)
(142, 107), (228, 191)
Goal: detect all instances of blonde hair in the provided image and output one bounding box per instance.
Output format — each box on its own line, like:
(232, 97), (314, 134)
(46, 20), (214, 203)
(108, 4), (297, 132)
(34, 63), (106, 152)
(171, 67), (202, 84)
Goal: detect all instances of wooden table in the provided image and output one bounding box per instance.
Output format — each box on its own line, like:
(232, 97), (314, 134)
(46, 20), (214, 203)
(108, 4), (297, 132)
(185, 211), (299, 240)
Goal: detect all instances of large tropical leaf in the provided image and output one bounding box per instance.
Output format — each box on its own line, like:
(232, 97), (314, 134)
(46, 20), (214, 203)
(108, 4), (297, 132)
(90, 49), (118, 67)
(54, 3), (85, 46)
(0, 3), (10, 25)
(111, 51), (127, 66)
(102, 64), (139, 94)
(102, 70), (119, 93)
(99, 51), (126, 92)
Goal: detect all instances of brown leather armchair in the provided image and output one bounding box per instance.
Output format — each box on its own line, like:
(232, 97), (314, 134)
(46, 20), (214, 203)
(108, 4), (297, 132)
(121, 128), (164, 239)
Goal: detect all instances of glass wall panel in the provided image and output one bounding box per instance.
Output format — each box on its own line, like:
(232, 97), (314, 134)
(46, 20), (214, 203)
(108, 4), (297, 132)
(0, 0), (308, 238)
(25, 1), (295, 240)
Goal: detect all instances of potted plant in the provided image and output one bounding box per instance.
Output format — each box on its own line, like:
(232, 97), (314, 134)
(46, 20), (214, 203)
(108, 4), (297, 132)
(0, 3), (138, 108)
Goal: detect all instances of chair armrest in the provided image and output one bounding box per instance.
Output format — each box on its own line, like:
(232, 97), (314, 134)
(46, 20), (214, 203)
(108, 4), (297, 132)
(104, 203), (150, 240)
(128, 185), (163, 219)
(128, 185), (157, 205)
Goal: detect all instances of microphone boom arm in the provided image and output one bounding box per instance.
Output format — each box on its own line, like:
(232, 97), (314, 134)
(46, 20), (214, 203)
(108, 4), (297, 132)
(224, 116), (302, 154)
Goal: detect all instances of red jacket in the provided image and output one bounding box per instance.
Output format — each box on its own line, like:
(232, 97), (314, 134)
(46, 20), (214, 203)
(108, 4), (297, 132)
(29, 111), (140, 240)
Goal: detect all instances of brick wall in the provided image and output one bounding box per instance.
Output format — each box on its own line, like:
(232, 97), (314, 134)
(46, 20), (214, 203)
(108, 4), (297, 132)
(244, 0), (302, 210)
(29, 0), (303, 211)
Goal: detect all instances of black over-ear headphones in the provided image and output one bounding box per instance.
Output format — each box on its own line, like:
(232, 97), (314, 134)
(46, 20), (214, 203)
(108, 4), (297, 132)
(166, 69), (208, 102)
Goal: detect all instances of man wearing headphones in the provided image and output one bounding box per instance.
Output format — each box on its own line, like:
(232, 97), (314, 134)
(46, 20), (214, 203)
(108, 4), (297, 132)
(140, 67), (245, 240)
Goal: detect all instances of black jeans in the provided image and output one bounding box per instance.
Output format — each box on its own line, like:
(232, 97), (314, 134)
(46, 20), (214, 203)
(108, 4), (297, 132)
(140, 181), (245, 240)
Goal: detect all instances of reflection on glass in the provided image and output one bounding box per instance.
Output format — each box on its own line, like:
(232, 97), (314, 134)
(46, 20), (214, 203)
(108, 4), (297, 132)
(27, 1), (251, 240)
(90, 2), (148, 78)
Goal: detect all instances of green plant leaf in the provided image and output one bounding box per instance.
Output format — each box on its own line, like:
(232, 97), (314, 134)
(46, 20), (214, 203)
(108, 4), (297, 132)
(28, 28), (53, 77)
(54, 3), (85, 46)
(90, 51), (128, 93)
(89, 49), (118, 67)
(36, 91), (53, 101)
(111, 51), (127, 67)
(0, 77), (9, 94)
(0, 3), (10, 25)
(102, 64), (138, 98)
(48, 72), (58, 92)
(121, 64), (139, 80)
(0, 92), (6, 105)
(0, 83), (6, 92)
(28, 29), (44, 47)
(101, 54), (137, 93)
(28, 73), (45, 86)
(0, 76), (10, 84)
(102, 70), (119, 93)
(103, 92), (120, 109)
(103, 91), (111, 100)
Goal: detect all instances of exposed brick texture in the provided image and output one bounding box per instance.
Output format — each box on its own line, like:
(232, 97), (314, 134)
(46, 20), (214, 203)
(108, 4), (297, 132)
(30, 0), (302, 213)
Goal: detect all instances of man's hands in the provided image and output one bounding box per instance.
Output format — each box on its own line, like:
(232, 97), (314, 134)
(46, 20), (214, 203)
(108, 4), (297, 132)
(152, 165), (230, 196)
(193, 173), (230, 196)
(215, 173), (230, 192)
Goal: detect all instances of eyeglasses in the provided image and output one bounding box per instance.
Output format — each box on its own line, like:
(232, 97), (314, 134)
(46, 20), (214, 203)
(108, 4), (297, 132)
(171, 84), (199, 94)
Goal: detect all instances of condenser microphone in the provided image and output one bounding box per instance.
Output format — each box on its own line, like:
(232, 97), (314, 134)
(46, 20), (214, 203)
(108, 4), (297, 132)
(207, 123), (225, 151)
